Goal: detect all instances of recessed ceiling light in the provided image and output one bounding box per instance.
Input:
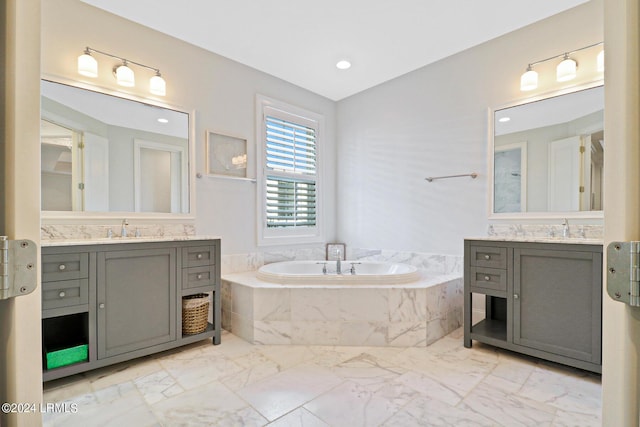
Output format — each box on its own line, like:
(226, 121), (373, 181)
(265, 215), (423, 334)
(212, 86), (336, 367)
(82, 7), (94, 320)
(498, 117), (511, 123)
(157, 118), (169, 123)
(336, 60), (351, 70)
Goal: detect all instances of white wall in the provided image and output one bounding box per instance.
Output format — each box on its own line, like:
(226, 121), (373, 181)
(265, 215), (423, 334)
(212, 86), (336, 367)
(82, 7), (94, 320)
(336, 0), (603, 256)
(41, 0), (337, 254)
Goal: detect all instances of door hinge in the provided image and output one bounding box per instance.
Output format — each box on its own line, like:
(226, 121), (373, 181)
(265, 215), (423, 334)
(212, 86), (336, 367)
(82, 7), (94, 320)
(78, 183), (85, 190)
(607, 241), (640, 306)
(579, 186), (585, 193)
(580, 146), (586, 153)
(0, 236), (38, 300)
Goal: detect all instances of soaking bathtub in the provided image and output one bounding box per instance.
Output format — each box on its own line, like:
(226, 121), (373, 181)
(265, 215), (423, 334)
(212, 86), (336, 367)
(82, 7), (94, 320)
(222, 260), (463, 347)
(256, 260), (421, 284)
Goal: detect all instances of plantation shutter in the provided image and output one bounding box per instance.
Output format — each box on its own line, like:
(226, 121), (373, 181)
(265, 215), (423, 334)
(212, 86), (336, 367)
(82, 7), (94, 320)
(265, 115), (317, 228)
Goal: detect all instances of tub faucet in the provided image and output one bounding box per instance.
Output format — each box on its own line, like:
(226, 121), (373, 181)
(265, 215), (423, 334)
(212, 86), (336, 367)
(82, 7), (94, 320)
(349, 262), (361, 275)
(121, 219), (129, 237)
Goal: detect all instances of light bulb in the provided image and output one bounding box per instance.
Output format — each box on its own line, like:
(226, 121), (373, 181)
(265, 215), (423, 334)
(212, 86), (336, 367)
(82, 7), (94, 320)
(597, 50), (604, 72)
(520, 66), (538, 91)
(556, 55), (577, 82)
(114, 62), (135, 87)
(150, 72), (166, 96)
(77, 50), (98, 78)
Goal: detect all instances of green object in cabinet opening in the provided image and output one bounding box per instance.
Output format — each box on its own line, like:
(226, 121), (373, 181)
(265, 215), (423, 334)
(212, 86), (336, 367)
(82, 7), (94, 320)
(46, 344), (88, 370)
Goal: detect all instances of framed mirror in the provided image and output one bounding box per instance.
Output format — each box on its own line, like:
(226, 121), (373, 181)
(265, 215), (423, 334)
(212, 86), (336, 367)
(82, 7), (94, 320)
(489, 82), (604, 218)
(40, 79), (194, 217)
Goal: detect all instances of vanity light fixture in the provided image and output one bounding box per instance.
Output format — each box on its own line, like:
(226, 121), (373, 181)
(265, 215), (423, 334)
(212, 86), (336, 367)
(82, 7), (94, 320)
(77, 46), (167, 96)
(556, 53), (577, 82)
(77, 48), (98, 77)
(520, 65), (538, 92)
(114, 61), (135, 87)
(519, 41), (603, 91)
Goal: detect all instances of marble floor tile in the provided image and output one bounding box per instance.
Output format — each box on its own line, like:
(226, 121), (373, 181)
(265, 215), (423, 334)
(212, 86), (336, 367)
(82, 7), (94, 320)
(236, 363), (344, 422)
(304, 380), (419, 427)
(268, 408), (329, 426)
(151, 380), (266, 426)
(42, 328), (602, 427)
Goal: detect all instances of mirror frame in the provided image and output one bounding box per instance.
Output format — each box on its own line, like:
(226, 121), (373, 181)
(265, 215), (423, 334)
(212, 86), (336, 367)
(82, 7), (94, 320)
(487, 80), (604, 220)
(40, 75), (197, 221)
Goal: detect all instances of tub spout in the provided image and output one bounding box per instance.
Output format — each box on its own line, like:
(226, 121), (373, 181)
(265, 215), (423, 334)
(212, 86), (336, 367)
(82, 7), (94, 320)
(335, 248), (342, 274)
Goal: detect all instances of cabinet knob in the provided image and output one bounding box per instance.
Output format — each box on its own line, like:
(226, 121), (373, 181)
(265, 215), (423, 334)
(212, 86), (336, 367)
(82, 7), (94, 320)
(197, 274), (203, 280)
(197, 253), (203, 260)
(99, 303), (105, 309)
(58, 291), (66, 298)
(484, 276), (491, 281)
(484, 254), (490, 260)
(514, 294), (519, 300)
(58, 264), (66, 271)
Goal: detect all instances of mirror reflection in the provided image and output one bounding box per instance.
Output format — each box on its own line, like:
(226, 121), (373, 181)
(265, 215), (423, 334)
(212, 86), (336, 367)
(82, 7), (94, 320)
(493, 84), (604, 214)
(40, 80), (190, 214)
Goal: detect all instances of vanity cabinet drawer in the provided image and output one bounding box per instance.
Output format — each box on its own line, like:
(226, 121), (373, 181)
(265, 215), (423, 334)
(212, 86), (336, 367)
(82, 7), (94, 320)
(470, 267), (507, 293)
(470, 246), (507, 269)
(42, 279), (89, 310)
(42, 253), (89, 282)
(182, 266), (215, 290)
(182, 246), (215, 268)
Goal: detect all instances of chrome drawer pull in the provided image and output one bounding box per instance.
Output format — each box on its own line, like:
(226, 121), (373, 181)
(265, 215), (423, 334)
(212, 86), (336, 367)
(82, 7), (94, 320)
(197, 274), (203, 280)
(99, 303), (105, 309)
(484, 255), (490, 260)
(58, 264), (66, 271)
(197, 253), (203, 260)
(58, 291), (66, 298)
(484, 276), (491, 281)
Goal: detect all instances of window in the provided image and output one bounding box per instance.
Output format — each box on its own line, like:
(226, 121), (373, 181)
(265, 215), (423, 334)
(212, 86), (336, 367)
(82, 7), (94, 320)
(257, 96), (323, 245)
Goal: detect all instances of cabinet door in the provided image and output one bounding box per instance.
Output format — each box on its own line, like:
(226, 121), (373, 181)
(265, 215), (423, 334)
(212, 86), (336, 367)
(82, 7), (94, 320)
(513, 248), (602, 363)
(97, 248), (177, 359)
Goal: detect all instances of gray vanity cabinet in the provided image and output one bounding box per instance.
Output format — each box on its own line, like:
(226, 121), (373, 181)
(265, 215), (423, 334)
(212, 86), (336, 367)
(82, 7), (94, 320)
(464, 239), (603, 373)
(42, 238), (220, 381)
(97, 248), (177, 359)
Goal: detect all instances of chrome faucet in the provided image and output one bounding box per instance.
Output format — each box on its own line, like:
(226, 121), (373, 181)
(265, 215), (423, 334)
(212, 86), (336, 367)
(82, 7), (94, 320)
(562, 218), (570, 238)
(335, 248), (342, 275)
(120, 219), (129, 237)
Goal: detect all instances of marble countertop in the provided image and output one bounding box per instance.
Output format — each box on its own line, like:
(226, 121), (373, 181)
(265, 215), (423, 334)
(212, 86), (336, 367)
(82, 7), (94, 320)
(42, 235), (222, 247)
(466, 236), (604, 245)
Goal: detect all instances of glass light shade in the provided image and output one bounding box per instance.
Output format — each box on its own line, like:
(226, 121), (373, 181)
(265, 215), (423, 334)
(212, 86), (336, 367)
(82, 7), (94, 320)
(556, 57), (577, 82)
(77, 53), (98, 77)
(520, 69), (538, 91)
(597, 50), (604, 72)
(150, 74), (166, 96)
(115, 64), (135, 87)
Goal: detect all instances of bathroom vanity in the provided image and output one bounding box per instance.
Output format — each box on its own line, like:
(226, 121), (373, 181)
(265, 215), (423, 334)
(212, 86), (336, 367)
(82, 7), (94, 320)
(41, 237), (220, 381)
(463, 238), (602, 373)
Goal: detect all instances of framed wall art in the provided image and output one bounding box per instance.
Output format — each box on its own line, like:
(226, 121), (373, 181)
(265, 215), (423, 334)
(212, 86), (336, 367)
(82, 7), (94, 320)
(206, 131), (248, 179)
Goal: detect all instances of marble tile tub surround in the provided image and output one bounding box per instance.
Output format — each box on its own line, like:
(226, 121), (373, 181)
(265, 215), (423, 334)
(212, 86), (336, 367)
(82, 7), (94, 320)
(221, 247), (464, 347)
(41, 223), (196, 241)
(42, 329), (602, 427)
(223, 273), (463, 347)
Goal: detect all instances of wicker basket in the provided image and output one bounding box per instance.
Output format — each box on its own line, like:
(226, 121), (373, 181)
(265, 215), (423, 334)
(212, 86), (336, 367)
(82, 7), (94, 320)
(182, 293), (209, 335)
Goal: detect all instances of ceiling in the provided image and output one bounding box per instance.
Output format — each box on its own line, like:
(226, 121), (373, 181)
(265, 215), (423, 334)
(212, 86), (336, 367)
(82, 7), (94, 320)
(80, 0), (588, 101)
